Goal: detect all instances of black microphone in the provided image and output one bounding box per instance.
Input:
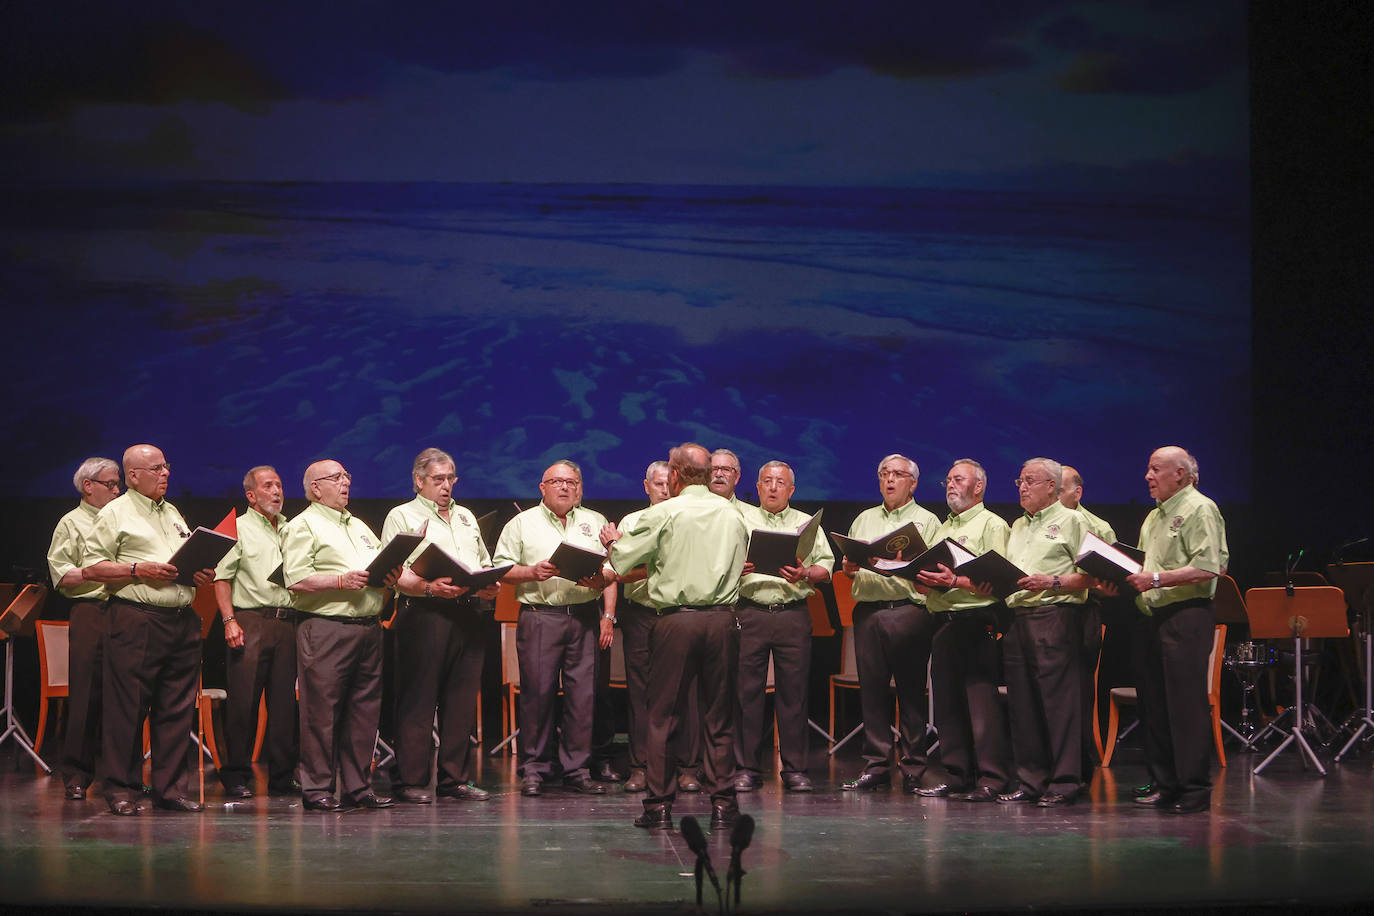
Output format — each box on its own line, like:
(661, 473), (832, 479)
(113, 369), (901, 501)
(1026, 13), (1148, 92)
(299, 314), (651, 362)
(680, 815), (720, 904)
(727, 814), (755, 909)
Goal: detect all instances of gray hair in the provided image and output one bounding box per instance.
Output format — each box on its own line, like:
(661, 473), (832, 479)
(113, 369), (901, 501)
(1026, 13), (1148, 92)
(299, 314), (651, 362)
(412, 447), (455, 492)
(549, 459), (582, 482)
(644, 459), (669, 480)
(73, 457), (118, 494)
(951, 458), (986, 487)
(1023, 457), (1064, 497)
(242, 465), (279, 493)
(758, 460), (795, 486)
(710, 448), (740, 470)
(878, 454), (919, 480)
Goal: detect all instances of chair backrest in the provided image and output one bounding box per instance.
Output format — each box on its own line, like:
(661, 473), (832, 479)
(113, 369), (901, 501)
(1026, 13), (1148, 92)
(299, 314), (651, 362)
(500, 621), (520, 688)
(1213, 575), (1248, 625)
(494, 582), (520, 622)
(807, 589), (835, 637)
(1207, 623), (1227, 703)
(35, 620), (70, 692)
(832, 570), (858, 628)
(838, 625), (857, 678)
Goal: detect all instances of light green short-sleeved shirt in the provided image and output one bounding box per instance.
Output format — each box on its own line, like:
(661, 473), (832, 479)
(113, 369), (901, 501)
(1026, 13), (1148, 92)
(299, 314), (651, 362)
(846, 499), (942, 604)
(48, 501), (105, 600)
(214, 508), (293, 610)
(610, 484), (749, 609)
(281, 502), (385, 619)
(617, 506), (653, 607)
(1136, 484), (1229, 611)
(380, 495), (492, 578)
(739, 503), (835, 606)
(1075, 504), (1117, 544)
(1005, 501), (1088, 609)
(924, 503), (1011, 614)
(84, 490), (198, 607)
(493, 503), (609, 606)
(1005, 500), (1088, 609)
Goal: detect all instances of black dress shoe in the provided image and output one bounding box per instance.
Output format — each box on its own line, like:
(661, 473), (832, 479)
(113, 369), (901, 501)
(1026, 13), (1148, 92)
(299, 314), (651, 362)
(268, 779), (302, 795)
(1132, 781), (1157, 798)
(593, 760), (625, 783)
(521, 776), (543, 797)
(734, 771), (762, 792)
(710, 802), (740, 829)
(1036, 791), (1077, 808)
(624, 769), (648, 793)
(678, 771), (702, 793)
(438, 783), (490, 801)
(64, 784), (87, 801)
(304, 795), (342, 811)
(782, 772), (814, 793)
(843, 771), (890, 792)
(915, 782), (961, 798)
(563, 774), (608, 794)
(1168, 793), (1211, 815)
(348, 793), (395, 809)
(109, 799), (139, 816)
(155, 796), (205, 813)
(996, 788), (1041, 804)
(634, 804), (673, 829)
(1134, 789), (1175, 807)
(223, 784), (254, 800)
(396, 786), (434, 804)
(952, 786), (998, 803)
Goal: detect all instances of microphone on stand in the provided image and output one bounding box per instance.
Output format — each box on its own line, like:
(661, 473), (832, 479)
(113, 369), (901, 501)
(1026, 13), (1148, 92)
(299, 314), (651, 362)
(727, 813), (755, 911)
(679, 815), (720, 908)
(1285, 548), (1304, 597)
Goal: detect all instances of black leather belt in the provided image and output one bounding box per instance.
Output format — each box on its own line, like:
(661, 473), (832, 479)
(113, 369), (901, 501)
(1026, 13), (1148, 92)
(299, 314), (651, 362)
(740, 597), (808, 613)
(110, 597), (189, 615)
(523, 601), (598, 615)
(623, 600), (658, 614)
(296, 611), (379, 626)
(657, 603), (734, 616)
(854, 599), (913, 611)
(402, 595), (480, 612)
(238, 606), (297, 621)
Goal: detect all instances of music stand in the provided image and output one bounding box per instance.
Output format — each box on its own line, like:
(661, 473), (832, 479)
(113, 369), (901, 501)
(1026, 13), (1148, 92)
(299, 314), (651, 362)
(0, 583), (52, 773)
(1247, 586), (1348, 775)
(1328, 562), (1374, 761)
(1212, 575), (1263, 745)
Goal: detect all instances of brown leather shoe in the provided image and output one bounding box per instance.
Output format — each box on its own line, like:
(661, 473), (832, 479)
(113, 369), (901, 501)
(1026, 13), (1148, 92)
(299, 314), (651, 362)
(624, 769), (648, 793)
(678, 771), (702, 793)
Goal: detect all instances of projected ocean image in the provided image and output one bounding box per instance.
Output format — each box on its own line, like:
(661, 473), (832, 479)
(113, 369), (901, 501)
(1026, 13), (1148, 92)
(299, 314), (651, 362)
(5, 179), (1248, 502)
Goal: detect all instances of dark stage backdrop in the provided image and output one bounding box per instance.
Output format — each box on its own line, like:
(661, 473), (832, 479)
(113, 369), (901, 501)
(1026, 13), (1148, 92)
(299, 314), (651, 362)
(1, 1), (1250, 504)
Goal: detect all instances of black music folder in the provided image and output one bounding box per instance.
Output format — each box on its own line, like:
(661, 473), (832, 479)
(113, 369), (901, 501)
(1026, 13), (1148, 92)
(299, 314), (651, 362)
(168, 527), (237, 585)
(367, 530), (425, 587)
(408, 543), (513, 590)
(747, 509), (824, 579)
(830, 522), (927, 566)
(1074, 532), (1144, 583)
(548, 541), (608, 583)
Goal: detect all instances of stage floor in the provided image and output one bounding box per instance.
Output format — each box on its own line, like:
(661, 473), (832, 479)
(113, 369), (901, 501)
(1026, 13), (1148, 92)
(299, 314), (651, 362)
(1, 740), (1373, 915)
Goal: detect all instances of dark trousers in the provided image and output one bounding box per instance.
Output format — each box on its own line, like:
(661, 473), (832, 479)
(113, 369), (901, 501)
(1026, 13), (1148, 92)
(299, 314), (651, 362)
(930, 609), (1011, 791)
(620, 600), (701, 771)
(1003, 604), (1083, 795)
(220, 608), (298, 789)
(735, 604), (812, 775)
(643, 607), (739, 807)
(1137, 601), (1215, 802)
(1079, 600), (1103, 774)
(852, 601), (936, 778)
(296, 615), (383, 804)
(99, 600), (201, 805)
(63, 599), (106, 790)
(516, 606), (597, 781)
(391, 599), (485, 791)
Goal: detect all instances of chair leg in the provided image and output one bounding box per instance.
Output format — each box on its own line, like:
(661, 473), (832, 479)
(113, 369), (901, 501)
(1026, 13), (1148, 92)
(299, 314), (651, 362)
(1101, 697), (1121, 768)
(828, 683), (837, 747)
(201, 698), (222, 770)
(251, 692), (267, 763)
(34, 696), (49, 755)
(1212, 701), (1227, 767)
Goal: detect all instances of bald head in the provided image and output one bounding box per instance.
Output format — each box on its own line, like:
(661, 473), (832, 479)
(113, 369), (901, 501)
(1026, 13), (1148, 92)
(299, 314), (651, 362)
(669, 443), (710, 494)
(305, 459), (351, 510)
(1145, 446), (1194, 502)
(1060, 465), (1084, 509)
(123, 444), (169, 501)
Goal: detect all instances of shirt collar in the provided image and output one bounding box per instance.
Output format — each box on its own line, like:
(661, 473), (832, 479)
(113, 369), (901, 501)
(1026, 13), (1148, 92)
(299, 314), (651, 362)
(758, 504), (792, 523)
(127, 488), (164, 512)
(1157, 483), (1196, 513)
(248, 505), (287, 528)
(881, 498), (914, 519)
(948, 502), (986, 524)
(309, 501), (351, 524)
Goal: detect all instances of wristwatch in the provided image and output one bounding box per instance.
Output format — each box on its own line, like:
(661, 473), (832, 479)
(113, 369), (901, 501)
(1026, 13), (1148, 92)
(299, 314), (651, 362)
(602, 612), (617, 624)
(1151, 572), (1162, 590)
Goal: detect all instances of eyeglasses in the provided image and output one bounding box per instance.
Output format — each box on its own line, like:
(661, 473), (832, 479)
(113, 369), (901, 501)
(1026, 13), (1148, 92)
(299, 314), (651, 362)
(1014, 477), (1051, 488)
(542, 477), (579, 488)
(90, 478), (121, 491)
(710, 466), (739, 476)
(877, 470), (912, 480)
(942, 475), (970, 486)
(131, 464), (171, 474)
(312, 471), (352, 484)
(426, 474), (458, 485)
